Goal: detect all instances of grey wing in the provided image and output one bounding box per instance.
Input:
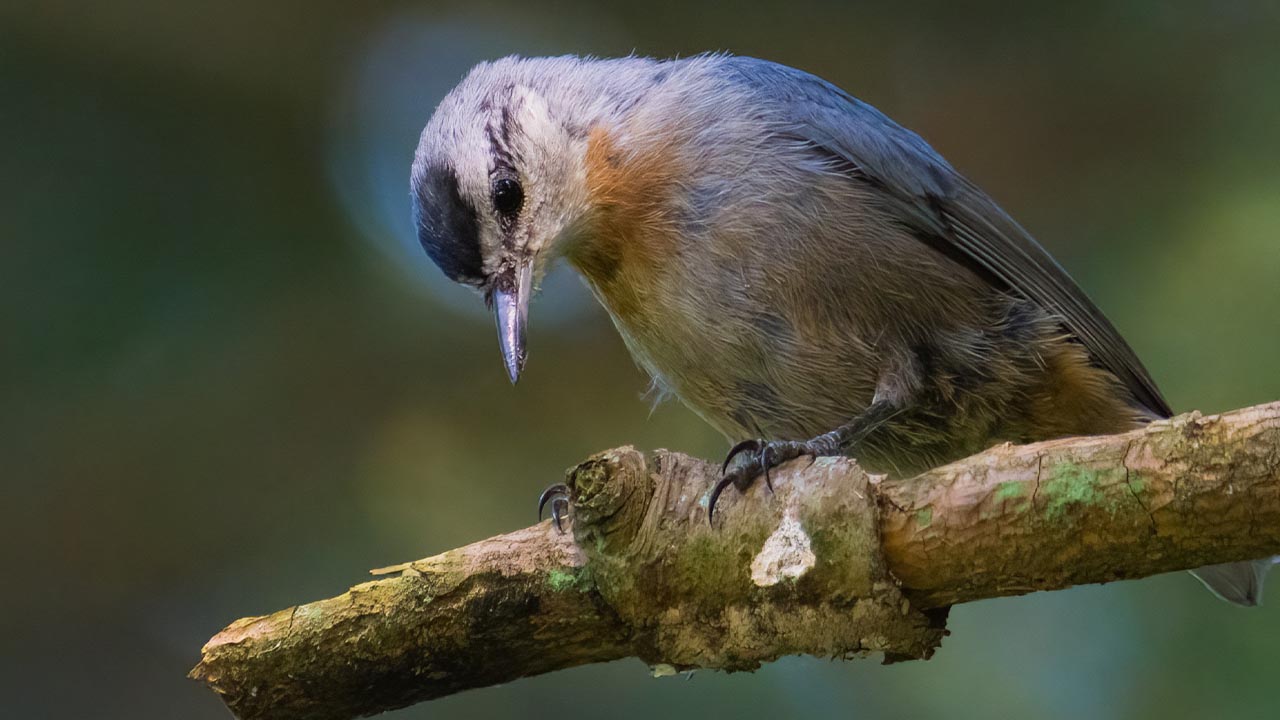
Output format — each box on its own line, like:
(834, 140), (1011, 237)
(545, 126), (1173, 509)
(722, 56), (1172, 418)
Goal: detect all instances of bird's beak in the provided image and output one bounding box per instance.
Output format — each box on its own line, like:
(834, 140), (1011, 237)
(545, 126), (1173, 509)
(492, 258), (532, 384)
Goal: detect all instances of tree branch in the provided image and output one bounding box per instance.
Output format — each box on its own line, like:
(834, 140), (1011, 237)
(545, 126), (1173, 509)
(191, 402), (1280, 720)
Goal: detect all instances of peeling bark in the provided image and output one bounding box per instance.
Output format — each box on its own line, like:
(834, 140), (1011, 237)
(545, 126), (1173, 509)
(191, 402), (1280, 720)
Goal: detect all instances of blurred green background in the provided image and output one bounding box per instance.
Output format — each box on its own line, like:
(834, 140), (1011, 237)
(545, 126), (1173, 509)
(4, 1), (1279, 718)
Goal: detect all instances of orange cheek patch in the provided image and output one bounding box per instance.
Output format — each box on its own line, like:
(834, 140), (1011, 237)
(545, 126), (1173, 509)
(571, 127), (683, 323)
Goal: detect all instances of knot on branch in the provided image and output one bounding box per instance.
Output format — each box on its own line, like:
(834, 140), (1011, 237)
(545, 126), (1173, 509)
(562, 448), (946, 671)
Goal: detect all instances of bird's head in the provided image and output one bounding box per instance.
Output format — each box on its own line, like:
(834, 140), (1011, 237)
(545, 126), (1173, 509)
(411, 57), (631, 383)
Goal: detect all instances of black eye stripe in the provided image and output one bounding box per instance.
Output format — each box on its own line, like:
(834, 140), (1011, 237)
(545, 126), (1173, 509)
(413, 164), (484, 283)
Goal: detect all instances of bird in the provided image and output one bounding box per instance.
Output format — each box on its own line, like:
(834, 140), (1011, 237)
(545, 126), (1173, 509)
(409, 53), (1271, 606)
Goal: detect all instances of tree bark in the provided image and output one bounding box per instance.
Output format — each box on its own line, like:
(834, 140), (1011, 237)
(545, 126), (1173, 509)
(191, 402), (1280, 720)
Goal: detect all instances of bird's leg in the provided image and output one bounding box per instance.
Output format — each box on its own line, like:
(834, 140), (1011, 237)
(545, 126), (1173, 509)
(709, 400), (900, 523)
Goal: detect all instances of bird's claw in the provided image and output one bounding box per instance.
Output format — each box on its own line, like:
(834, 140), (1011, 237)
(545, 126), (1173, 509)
(721, 438), (763, 476)
(538, 483), (571, 533)
(709, 439), (813, 525)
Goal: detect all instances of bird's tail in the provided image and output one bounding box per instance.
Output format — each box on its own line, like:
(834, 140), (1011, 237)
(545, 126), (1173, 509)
(1189, 557), (1279, 606)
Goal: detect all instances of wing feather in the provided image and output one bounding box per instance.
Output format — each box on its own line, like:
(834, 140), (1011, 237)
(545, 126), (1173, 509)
(722, 56), (1171, 417)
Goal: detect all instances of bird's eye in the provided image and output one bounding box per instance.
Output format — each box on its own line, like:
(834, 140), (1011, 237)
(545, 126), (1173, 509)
(492, 178), (524, 216)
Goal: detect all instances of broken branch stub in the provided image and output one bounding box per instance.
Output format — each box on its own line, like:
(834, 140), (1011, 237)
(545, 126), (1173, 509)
(565, 448), (946, 670)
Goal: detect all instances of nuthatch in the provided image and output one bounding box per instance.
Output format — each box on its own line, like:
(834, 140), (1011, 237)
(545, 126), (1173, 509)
(410, 54), (1271, 605)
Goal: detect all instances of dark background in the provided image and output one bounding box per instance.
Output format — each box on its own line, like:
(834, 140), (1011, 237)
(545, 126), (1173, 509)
(4, 1), (1279, 718)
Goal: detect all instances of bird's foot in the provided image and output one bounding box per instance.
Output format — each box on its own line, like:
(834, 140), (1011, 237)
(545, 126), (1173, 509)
(709, 436), (837, 523)
(538, 483), (571, 533)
